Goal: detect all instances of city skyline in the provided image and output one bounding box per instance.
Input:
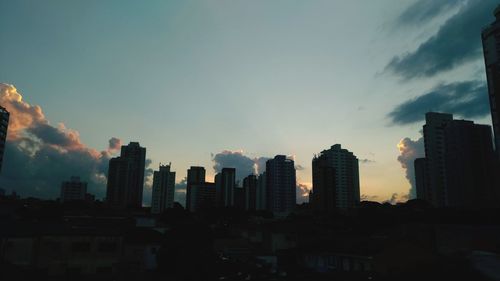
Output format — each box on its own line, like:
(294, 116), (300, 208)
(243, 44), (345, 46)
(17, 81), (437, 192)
(0, 0), (498, 204)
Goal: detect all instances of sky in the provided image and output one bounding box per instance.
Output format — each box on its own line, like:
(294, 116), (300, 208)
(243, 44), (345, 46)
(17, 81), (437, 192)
(0, 0), (497, 205)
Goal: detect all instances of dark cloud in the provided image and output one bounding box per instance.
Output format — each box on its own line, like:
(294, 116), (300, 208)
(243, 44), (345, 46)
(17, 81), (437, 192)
(296, 183), (310, 204)
(0, 83), (120, 199)
(212, 150), (270, 181)
(359, 158), (376, 164)
(389, 80), (489, 125)
(386, 0), (497, 79)
(383, 193), (410, 204)
(396, 0), (463, 26)
(397, 136), (425, 199)
(108, 137), (122, 154)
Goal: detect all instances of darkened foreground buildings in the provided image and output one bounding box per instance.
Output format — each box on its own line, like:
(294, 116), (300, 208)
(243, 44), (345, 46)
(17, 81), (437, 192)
(106, 142), (146, 208)
(2, 196), (500, 281)
(311, 144), (360, 212)
(482, 6), (500, 159)
(0, 105), (9, 173)
(415, 113), (498, 208)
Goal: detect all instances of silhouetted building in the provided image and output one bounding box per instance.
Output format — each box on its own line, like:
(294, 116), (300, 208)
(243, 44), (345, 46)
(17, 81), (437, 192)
(151, 164), (176, 214)
(188, 182), (216, 212)
(256, 172), (267, 210)
(418, 113), (498, 207)
(233, 186), (246, 209)
(215, 168), (235, 207)
(266, 155), (296, 216)
(243, 174), (257, 211)
(482, 5), (500, 158)
(443, 120), (497, 207)
(0, 105), (9, 173)
(422, 112), (453, 207)
(60, 176), (87, 202)
(312, 144), (360, 211)
(106, 142), (146, 208)
(414, 158), (428, 201)
(186, 166), (206, 210)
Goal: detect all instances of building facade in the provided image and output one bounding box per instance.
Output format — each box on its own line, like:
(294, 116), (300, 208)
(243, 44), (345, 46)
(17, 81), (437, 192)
(186, 166), (206, 210)
(60, 176), (87, 202)
(256, 172), (267, 211)
(414, 158), (428, 201)
(482, 6), (500, 159)
(422, 112), (453, 207)
(188, 182), (216, 212)
(151, 164), (176, 214)
(443, 120), (497, 207)
(0, 105), (9, 173)
(417, 113), (498, 207)
(215, 168), (236, 207)
(312, 144), (360, 210)
(106, 142), (146, 208)
(266, 155), (296, 216)
(244, 174), (257, 211)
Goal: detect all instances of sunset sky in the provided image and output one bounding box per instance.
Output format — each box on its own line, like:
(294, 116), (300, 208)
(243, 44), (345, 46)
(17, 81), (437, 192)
(0, 0), (496, 204)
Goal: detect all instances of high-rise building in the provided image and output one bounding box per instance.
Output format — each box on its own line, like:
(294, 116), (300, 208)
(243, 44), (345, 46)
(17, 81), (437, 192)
(188, 182), (216, 212)
(311, 144), (360, 211)
(186, 166), (206, 210)
(0, 106), (9, 173)
(422, 112), (453, 207)
(215, 168), (235, 207)
(60, 176), (87, 202)
(482, 6), (500, 158)
(417, 113), (498, 207)
(106, 142), (146, 208)
(311, 156), (336, 212)
(151, 164), (176, 214)
(266, 155), (296, 216)
(256, 172), (267, 211)
(443, 120), (497, 207)
(243, 174), (257, 211)
(233, 186), (246, 210)
(414, 158), (428, 201)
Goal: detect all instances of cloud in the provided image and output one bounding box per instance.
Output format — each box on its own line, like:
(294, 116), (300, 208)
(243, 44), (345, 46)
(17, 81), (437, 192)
(174, 177), (187, 207)
(360, 194), (379, 201)
(383, 193), (409, 205)
(386, 0), (497, 79)
(359, 158), (375, 164)
(0, 83), (120, 199)
(395, 0), (464, 26)
(397, 136), (425, 199)
(388, 80), (489, 125)
(107, 137), (122, 154)
(295, 164), (305, 170)
(0, 84), (45, 140)
(212, 150), (270, 181)
(296, 183), (310, 204)
(141, 159), (155, 205)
